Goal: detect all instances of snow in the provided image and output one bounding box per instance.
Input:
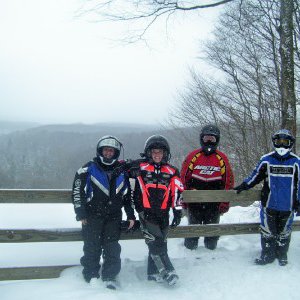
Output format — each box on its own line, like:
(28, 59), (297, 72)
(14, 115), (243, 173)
(1, 204), (300, 300)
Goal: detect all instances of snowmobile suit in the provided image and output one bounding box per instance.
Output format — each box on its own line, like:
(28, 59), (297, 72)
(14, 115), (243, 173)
(241, 151), (300, 264)
(181, 148), (234, 250)
(133, 161), (183, 280)
(72, 158), (135, 282)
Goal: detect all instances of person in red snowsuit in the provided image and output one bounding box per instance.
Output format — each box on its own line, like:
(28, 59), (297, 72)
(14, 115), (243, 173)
(130, 135), (184, 286)
(181, 124), (234, 250)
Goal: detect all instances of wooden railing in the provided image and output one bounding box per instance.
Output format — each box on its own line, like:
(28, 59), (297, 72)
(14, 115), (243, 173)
(1, 189), (299, 280)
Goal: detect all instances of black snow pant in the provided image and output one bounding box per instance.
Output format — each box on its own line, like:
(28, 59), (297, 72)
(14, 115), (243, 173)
(140, 214), (175, 277)
(80, 214), (122, 282)
(184, 203), (220, 250)
(259, 208), (294, 262)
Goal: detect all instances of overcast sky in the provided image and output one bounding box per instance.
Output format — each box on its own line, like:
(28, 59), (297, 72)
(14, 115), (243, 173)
(0, 0), (220, 125)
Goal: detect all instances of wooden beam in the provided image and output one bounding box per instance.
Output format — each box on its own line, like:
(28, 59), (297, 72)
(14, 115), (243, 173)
(0, 189), (72, 203)
(0, 189), (260, 205)
(2, 220), (300, 281)
(1, 221), (300, 243)
(182, 190), (261, 206)
(0, 265), (77, 281)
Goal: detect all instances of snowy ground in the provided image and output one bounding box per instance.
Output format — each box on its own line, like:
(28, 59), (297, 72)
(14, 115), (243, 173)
(1, 204), (300, 300)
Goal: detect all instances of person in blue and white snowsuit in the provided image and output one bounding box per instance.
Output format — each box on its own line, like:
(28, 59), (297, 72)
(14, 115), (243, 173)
(234, 129), (300, 266)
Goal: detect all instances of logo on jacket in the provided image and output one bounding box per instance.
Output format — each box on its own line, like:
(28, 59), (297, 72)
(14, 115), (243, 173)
(270, 166), (293, 175)
(194, 165), (221, 175)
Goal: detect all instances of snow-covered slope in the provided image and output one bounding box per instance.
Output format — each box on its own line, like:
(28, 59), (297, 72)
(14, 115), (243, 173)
(1, 205), (300, 300)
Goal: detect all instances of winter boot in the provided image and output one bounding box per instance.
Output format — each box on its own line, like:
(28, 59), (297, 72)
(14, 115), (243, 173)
(277, 253), (288, 266)
(147, 273), (164, 283)
(163, 271), (179, 286)
(254, 255), (275, 265)
(184, 238), (198, 250)
(204, 237), (218, 250)
(104, 280), (117, 290)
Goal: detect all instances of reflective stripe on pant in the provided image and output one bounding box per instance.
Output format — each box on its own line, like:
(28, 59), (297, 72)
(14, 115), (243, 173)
(260, 208), (294, 261)
(140, 218), (174, 276)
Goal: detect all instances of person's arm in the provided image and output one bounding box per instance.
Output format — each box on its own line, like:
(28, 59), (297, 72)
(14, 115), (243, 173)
(234, 159), (267, 193)
(72, 163), (90, 222)
(170, 169), (184, 227)
(180, 149), (200, 189)
(123, 176), (136, 223)
(221, 152), (234, 190)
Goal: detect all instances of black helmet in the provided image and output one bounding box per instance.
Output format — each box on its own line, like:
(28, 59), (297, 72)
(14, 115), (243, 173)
(200, 124), (220, 155)
(142, 135), (171, 163)
(96, 135), (122, 165)
(272, 129), (295, 157)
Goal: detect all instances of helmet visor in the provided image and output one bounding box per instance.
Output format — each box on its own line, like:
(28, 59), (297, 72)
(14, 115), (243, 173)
(202, 135), (217, 143)
(98, 137), (121, 151)
(273, 138), (291, 147)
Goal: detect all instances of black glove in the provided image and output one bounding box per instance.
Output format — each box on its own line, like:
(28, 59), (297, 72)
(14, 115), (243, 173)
(295, 204), (300, 217)
(233, 182), (249, 194)
(171, 209), (182, 227)
(112, 161), (128, 177)
(128, 159), (145, 178)
(120, 220), (141, 232)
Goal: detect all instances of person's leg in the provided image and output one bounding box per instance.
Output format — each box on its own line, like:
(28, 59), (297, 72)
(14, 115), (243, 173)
(184, 206), (201, 250)
(255, 208), (277, 265)
(142, 219), (178, 285)
(203, 204), (220, 250)
(276, 210), (293, 266)
(101, 217), (121, 283)
(81, 216), (103, 282)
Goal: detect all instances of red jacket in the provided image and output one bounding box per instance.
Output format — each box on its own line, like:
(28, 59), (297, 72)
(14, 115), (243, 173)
(181, 148), (234, 193)
(134, 162), (184, 215)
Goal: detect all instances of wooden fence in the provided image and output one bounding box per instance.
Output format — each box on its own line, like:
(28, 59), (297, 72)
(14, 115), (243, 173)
(1, 189), (299, 281)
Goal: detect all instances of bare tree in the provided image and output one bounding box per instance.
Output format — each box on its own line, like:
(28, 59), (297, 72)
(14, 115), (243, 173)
(279, 0), (297, 137)
(170, 0), (299, 180)
(78, 0), (235, 42)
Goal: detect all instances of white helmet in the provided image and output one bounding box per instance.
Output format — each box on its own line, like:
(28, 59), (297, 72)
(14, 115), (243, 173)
(96, 135), (122, 165)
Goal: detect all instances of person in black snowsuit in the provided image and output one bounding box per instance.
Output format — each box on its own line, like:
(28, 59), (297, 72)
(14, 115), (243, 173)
(129, 135), (184, 286)
(72, 135), (136, 289)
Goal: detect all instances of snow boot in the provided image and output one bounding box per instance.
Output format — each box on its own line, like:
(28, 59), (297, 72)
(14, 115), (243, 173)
(147, 274), (164, 283)
(204, 238), (218, 250)
(104, 280), (117, 290)
(278, 253), (288, 266)
(184, 238), (198, 250)
(164, 271), (179, 286)
(254, 256), (275, 265)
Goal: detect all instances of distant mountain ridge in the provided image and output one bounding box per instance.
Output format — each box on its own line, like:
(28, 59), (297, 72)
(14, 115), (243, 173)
(0, 121), (196, 189)
(0, 121), (40, 135)
(0, 120), (159, 135)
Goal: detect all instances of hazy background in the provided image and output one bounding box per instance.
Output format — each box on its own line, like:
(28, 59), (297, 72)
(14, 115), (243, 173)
(0, 1), (226, 189)
(0, 0), (219, 125)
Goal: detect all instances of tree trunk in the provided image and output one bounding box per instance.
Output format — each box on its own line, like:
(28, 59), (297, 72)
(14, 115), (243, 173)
(280, 0), (297, 143)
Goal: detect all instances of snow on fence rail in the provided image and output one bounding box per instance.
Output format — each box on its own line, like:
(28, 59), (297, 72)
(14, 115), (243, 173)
(1, 189), (300, 281)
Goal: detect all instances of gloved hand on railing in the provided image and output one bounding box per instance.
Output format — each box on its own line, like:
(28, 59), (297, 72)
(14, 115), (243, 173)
(233, 182), (249, 194)
(120, 220), (141, 232)
(171, 209), (182, 227)
(219, 202), (230, 214)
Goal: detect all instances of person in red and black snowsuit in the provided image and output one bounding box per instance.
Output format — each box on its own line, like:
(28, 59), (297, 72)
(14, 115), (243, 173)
(181, 125), (234, 250)
(130, 135), (184, 286)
